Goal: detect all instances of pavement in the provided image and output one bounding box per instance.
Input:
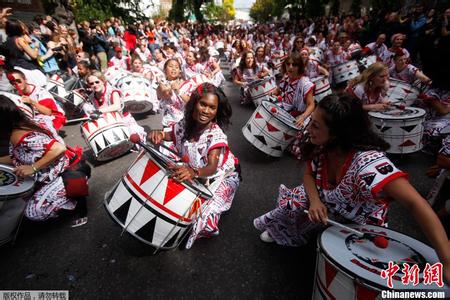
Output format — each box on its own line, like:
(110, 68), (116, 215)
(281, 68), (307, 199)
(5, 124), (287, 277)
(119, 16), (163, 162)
(0, 71), (448, 299)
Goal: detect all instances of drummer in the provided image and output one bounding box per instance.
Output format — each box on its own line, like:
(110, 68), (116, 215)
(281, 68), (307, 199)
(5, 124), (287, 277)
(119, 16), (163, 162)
(254, 45), (271, 74)
(108, 46), (130, 71)
(8, 70), (66, 131)
(233, 50), (270, 105)
(346, 62), (391, 112)
(299, 48), (329, 79)
(0, 97), (89, 225)
(197, 46), (225, 87)
(183, 51), (203, 79)
(83, 71), (146, 141)
(149, 83), (240, 249)
(389, 49), (432, 85)
(157, 58), (187, 127)
(380, 33), (410, 68)
(253, 94), (450, 284)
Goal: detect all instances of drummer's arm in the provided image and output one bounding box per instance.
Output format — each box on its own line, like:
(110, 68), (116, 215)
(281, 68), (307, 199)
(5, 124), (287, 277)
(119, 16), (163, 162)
(303, 165), (328, 224)
(259, 67), (269, 78)
(233, 74), (244, 86)
(22, 96), (52, 116)
(296, 93), (315, 126)
(318, 65), (329, 77)
(171, 148), (221, 182)
(383, 177), (450, 283)
(0, 155), (12, 164)
(99, 92), (122, 113)
(13, 141), (66, 177)
(415, 70), (431, 85)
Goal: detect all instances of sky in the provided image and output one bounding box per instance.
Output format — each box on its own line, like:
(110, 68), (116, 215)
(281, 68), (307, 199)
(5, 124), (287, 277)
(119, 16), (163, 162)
(234, 0), (256, 9)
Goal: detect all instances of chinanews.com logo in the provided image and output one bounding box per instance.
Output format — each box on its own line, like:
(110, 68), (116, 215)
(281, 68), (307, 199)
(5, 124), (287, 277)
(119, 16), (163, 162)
(380, 261), (448, 299)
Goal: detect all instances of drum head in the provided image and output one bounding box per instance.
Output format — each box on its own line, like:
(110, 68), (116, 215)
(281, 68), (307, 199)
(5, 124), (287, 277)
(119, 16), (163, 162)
(369, 107), (426, 120)
(0, 164), (34, 201)
(261, 101), (300, 131)
(318, 224), (440, 290)
(145, 148), (213, 200)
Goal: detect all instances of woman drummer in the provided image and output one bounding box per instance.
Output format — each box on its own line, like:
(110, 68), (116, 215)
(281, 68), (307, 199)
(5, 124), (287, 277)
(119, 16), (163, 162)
(0, 97), (89, 225)
(389, 49), (432, 85)
(299, 48), (329, 79)
(157, 58), (187, 127)
(149, 83), (240, 249)
(83, 71), (146, 141)
(233, 50), (270, 105)
(270, 53), (315, 159)
(346, 62), (391, 112)
(253, 94), (450, 284)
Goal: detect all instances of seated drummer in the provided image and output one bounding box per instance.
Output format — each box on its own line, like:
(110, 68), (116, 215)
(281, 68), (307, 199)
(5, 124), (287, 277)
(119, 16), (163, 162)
(346, 62), (391, 112)
(149, 83), (240, 249)
(389, 49), (432, 86)
(253, 94), (450, 284)
(8, 70), (66, 131)
(233, 50), (270, 105)
(0, 96), (89, 226)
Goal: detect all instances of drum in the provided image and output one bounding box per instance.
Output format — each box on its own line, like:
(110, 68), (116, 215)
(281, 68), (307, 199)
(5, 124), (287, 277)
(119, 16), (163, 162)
(309, 48), (324, 63)
(178, 74), (211, 98)
(116, 74), (158, 114)
(242, 101), (301, 157)
(47, 78), (70, 102)
(0, 91), (34, 119)
(104, 147), (213, 249)
(332, 60), (360, 84)
(369, 107), (426, 154)
(104, 66), (130, 87)
(313, 224), (442, 299)
(359, 55), (377, 69)
(311, 76), (332, 102)
(248, 77), (277, 107)
(0, 164), (34, 245)
(386, 78), (420, 107)
(81, 112), (134, 161)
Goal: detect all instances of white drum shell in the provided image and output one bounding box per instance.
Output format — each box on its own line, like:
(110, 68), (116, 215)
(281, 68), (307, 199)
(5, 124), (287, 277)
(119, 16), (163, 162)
(81, 112), (133, 161)
(332, 60), (360, 84)
(0, 91), (34, 119)
(359, 55), (377, 69)
(242, 101), (300, 157)
(178, 74), (211, 97)
(386, 78), (420, 106)
(104, 150), (212, 249)
(248, 77), (277, 107)
(312, 224), (442, 300)
(311, 76), (332, 102)
(116, 75), (158, 114)
(369, 108), (426, 154)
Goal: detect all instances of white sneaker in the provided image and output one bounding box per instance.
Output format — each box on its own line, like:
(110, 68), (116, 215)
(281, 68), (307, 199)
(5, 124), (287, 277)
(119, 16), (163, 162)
(260, 231), (274, 243)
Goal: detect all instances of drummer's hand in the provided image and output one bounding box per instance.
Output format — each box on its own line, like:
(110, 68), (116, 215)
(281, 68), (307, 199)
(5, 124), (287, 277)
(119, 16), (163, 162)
(21, 96), (33, 105)
(170, 81), (181, 92)
(308, 201), (328, 224)
(372, 103), (390, 111)
(295, 116), (305, 127)
(169, 165), (195, 183)
(148, 130), (164, 144)
(14, 165), (35, 177)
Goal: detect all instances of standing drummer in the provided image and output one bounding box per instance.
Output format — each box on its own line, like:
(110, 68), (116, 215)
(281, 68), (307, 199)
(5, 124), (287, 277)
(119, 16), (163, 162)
(389, 49), (432, 85)
(254, 94), (450, 284)
(8, 70), (66, 132)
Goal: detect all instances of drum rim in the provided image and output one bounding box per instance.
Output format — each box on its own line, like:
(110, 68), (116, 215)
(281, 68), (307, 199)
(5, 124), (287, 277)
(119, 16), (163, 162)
(144, 148), (214, 199)
(0, 164), (34, 201)
(333, 60), (358, 69)
(368, 107), (426, 119)
(317, 224), (436, 290)
(248, 76), (274, 88)
(260, 101), (301, 131)
(95, 140), (134, 161)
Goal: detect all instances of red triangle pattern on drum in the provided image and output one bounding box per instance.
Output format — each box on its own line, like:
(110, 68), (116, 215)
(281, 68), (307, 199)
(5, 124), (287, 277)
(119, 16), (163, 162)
(325, 260), (338, 288)
(163, 179), (185, 205)
(140, 159), (160, 185)
(283, 133), (294, 140)
(266, 122), (279, 132)
(402, 88), (413, 94)
(90, 119), (98, 128)
(399, 140), (416, 147)
(355, 282), (379, 300)
(255, 112), (263, 119)
(187, 198), (202, 219)
(82, 122), (90, 133)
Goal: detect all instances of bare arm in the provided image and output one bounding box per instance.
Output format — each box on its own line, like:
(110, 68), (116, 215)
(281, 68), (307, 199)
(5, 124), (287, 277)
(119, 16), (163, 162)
(0, 155), (12, 164)
(17, 37), (39, 60)
(303, 166), (328, 224)
(383, 177), (450, 283)
(318, 65), (329, 77)
(171, 148), (222, 182)
(415, 70), (431, 84)
(295, 92), (315, 127)
(22, 96), (52, 116)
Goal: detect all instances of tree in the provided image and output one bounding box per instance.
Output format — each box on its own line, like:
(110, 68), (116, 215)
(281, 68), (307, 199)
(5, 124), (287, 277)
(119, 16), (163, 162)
(249, 0), (274, 22)
(223, 0), (235, 21)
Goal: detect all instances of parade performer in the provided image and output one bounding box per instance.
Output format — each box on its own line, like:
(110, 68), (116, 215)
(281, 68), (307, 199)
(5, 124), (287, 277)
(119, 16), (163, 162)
(389, 49), (431, 85)
(183, 51), (203, 79)
(108, 46), (130, 70)
(299, 48), (329, 79)
(253, 94), (450, 284)
(233, 50), (269, 105)
(8, 70), (66, 132)
(346, 62), (390, 112)
(149, 83), (240, 249)
(380, 33), (410, 68)
(83, 71), (146, 141)
(0, 97), (88, 225)
(157, 58), (186, 127)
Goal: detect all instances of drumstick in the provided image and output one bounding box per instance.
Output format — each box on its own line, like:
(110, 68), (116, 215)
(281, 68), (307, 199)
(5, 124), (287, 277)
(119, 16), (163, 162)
(129, 133), (180, 163)
(65, 116), (91, 124)
(390, 103), (406, 110)
(303, 210), (388, 248)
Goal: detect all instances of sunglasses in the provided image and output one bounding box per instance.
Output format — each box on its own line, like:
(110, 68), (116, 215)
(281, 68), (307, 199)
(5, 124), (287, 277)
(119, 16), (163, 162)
(9, 78), (22, 84)
(87, 80), (101, 86)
